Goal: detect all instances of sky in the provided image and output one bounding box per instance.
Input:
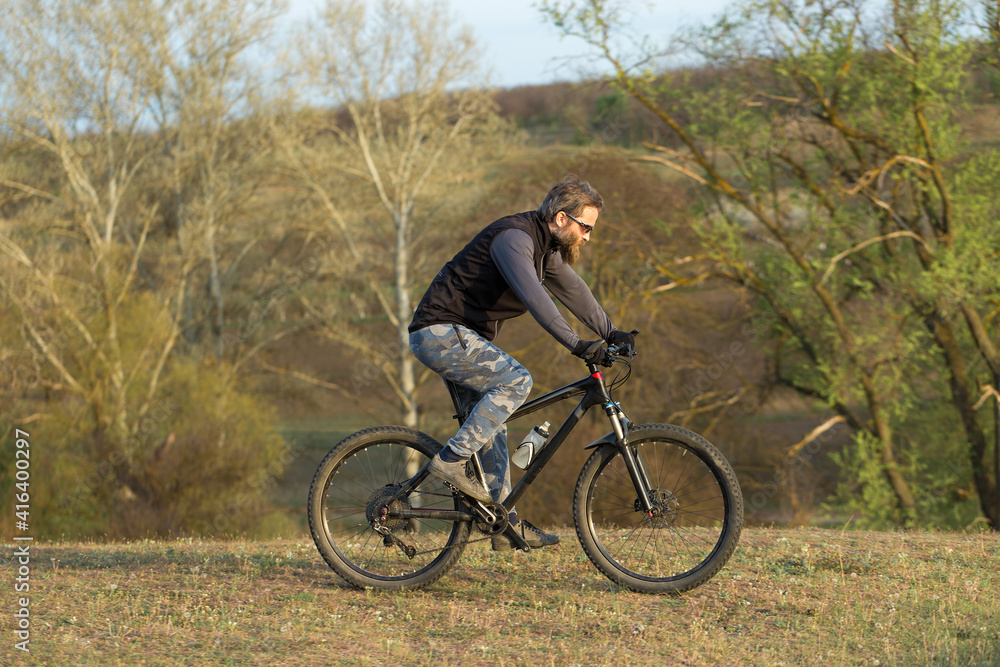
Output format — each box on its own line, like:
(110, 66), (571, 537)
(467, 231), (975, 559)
(287, 1), (735, 89)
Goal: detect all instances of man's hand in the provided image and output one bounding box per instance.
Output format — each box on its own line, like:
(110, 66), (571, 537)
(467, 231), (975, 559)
(607, 329), (636, 351)
(573, 339), (608, 366)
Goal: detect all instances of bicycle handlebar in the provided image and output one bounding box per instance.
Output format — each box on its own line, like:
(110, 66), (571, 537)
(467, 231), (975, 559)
(591, 329), (639, 368)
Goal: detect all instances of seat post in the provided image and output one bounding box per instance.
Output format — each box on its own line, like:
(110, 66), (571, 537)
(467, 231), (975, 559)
(442, 379), (491, 498)
(444, 379), (470, 426)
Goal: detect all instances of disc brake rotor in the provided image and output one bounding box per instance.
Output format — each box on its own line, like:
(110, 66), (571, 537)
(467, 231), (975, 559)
(634, 489), (680, 528)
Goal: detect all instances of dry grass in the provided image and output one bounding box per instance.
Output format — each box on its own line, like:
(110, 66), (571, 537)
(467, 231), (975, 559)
(1, 527), (998, 666)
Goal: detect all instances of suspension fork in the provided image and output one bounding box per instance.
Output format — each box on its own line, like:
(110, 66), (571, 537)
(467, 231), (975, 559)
(611, 421), (655, 513)
(599, 383), (654, 514)
(625, 444), (658, 512)
(617, 411), (653, 494)
(631, 446), (653, 494)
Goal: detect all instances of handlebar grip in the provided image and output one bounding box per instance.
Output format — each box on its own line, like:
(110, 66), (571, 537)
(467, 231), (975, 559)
(581, 339), (604, 359)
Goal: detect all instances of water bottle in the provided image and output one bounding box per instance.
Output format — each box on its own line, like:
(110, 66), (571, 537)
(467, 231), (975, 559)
(511, 421), (550, 469)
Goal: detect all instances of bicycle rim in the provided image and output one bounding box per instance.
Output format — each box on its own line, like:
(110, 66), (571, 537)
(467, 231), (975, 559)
(577, 427), (741, 591)
(311, 428), (469, 586)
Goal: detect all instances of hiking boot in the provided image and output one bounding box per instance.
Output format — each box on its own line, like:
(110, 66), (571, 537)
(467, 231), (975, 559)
(491, 521), (560, 551)
(427, 455), (492, 503)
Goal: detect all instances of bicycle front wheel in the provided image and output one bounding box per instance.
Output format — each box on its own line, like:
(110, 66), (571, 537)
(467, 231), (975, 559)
(308, 426), (471, 590)
(574, 424), (743, 594)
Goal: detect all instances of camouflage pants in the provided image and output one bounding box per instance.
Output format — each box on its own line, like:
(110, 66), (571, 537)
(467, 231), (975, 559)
(409, 323), (532, 502)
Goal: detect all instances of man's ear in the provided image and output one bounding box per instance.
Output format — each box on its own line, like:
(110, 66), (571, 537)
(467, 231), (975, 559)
(550, 210), (567, 231)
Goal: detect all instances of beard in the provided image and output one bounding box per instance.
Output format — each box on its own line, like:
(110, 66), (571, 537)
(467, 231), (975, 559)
(553, 226), (582, 265)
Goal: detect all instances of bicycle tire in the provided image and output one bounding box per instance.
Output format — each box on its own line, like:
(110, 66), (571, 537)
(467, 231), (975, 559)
(573, 423), (743, 594)
(308, 425), (471, 590)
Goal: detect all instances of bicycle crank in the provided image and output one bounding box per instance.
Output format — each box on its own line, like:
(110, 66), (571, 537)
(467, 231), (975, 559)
(472, 500), (509, 535)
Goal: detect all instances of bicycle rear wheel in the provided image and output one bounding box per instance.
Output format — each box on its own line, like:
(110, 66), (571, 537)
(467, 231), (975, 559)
(574, 423), (743, 594)
(308, 425), (471, 590)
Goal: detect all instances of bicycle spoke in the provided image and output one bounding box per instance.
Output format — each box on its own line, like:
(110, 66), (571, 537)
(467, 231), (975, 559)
(582, 434), (735, 584)
(310, 429), (473, 588)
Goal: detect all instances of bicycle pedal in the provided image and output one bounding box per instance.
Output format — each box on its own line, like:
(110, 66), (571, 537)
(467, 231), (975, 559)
(505, 530), (531, 552)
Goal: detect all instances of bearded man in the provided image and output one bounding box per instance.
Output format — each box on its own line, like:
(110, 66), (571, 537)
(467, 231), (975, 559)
(407, 176), (635, 551)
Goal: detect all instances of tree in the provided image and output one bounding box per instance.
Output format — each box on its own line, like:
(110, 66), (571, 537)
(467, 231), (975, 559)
(274, 0), (504, 429)
(542, 0), (1000, 528)
(149, 0), (292, 363)
(0, 0), (290, 537)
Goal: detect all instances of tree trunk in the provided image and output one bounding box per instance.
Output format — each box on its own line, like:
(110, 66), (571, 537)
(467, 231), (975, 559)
(207, 216), (224, 359)
(929, 316), (999, 529)
(395, 207), (421, 490)
(994, 380), (999, 531)
(395, 208), (417, 428)
(871, 409), (916, 513)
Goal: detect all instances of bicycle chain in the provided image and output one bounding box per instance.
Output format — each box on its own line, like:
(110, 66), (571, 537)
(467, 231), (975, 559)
(374, 523), (498, 559)
(371, 493), (509, 557)
(399, 532), (494, 558)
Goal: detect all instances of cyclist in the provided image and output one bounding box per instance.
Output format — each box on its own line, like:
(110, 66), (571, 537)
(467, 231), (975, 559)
(408, 176), (636, 551)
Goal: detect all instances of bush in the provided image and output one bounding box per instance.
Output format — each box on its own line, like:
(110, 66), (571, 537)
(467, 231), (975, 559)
(28, 358), (290, 540)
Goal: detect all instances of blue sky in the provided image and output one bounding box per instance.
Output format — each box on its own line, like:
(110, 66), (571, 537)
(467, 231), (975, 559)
(287, 1), (735, 88)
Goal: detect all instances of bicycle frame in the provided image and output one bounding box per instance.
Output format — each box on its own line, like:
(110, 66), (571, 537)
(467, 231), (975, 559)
(446, 365), (655, 515)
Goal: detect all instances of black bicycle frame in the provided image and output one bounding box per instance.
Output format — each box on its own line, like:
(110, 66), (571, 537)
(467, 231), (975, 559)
(388, 363), (655, 535)
(445, 366), (654, 513)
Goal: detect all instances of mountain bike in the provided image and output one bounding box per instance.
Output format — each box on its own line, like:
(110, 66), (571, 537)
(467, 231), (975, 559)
(308, 338), (743, 594)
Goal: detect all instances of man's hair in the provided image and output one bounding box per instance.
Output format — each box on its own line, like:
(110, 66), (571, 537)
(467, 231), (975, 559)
(537, 176), (604, 222)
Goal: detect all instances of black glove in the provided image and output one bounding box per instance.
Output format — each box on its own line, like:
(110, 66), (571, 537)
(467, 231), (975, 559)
(573, 339), (608, 366)
(606, 329), (636, 351)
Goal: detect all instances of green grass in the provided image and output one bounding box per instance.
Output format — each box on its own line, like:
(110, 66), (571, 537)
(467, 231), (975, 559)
(2, 528), (998, 665)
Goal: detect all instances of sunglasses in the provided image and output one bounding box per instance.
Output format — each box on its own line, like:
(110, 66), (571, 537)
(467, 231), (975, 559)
(562, 210), (594, 234)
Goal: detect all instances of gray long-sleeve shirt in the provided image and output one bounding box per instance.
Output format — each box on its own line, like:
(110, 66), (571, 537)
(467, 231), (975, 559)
(490, 228), (614, 351)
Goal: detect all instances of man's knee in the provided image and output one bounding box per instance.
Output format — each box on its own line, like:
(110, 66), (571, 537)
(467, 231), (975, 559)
(488, 365), (531, 403)
(513, 367), (532, 400)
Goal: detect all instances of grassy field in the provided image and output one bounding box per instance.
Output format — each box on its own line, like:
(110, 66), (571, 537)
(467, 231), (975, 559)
(2, 527), (998, 666)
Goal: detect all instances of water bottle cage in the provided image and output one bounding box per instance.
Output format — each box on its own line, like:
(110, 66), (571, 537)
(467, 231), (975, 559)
(511, 441), (534, 469)
(512, 422), (550, 470)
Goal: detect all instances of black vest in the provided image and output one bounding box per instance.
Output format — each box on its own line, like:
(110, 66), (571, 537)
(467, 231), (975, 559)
(409, 210), (554, 341)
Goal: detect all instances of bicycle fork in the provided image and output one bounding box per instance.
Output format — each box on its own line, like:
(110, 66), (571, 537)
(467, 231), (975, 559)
(603, 399), (656, 514)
